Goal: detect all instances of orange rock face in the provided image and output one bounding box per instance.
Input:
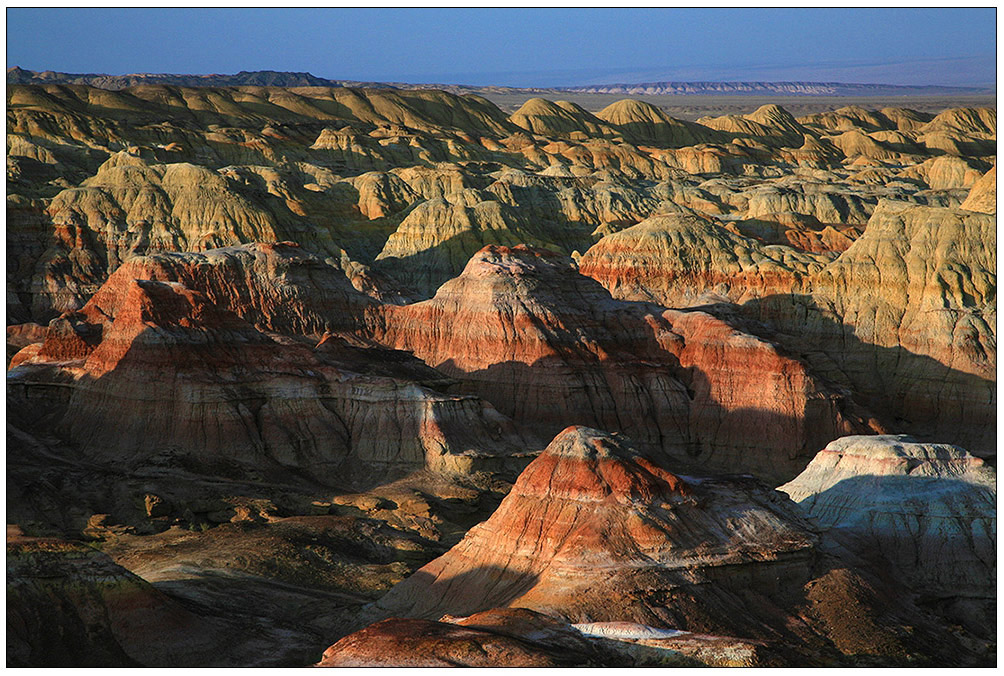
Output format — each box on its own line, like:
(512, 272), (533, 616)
(317, 614), (595, 667)
(8, 272), (525, 488)
(364, 427), (822, 637)
(577, 213), (824, 308)
(366, 244), (869, 482)
(79, 242), (381, 337)
(341, 427), (986, 665)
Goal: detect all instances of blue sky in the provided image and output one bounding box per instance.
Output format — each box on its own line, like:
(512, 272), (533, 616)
(6, 8), (997, 86)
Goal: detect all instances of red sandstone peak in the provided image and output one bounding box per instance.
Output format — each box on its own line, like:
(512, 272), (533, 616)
(516, 426), (690, 503)
(32, 278), (255, 368)
(81, 243), (379, 338)
(364, 427), (818, 632)
(113, 279), (249, 332)
(371, 241), (618, 370)
(367, 234), (868, 482)
(75, 277), (274, 378)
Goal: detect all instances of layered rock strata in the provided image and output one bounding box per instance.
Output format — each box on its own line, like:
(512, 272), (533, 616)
(780, 435), (996, 634)
(355, 426), (959, 664)
(364, 427), (821, 639)
(7, 273), (524, 488)
(9, 85), (994, 321)
(366, 244), (869, 482)
(581, 202), (996, 456)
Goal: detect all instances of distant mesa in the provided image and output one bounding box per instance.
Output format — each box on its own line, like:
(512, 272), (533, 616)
(555, 80), (994, 97)
(6, 66), (397, 90)
(7, 67), (993, 96)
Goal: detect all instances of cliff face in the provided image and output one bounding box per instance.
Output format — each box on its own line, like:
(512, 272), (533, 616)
(8, 271), (525, 488)
(365, 245), (869, 483)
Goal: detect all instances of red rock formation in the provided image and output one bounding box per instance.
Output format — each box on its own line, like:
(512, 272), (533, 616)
(6, 322), (48, 366)
(8, 274), (526, 488)
(577, 212), (823, 307)
(364, 426), (822, 635)
(727, 213), (861, 255)
(6, 86), (997, 667)
(345, 427), (987, 665)
(367, 244), (868, 482)
(581, 201), (995, 457)
(80, 242), (379, 337)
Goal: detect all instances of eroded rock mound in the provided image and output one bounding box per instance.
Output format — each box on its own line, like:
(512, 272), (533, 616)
(698, 104), (810, 148)
(367, 244), (868, 482)
(780, 435), (996, 635)
(81, 242), (380, 337)
(8, 274), (524, 488)
(365, 427), (820, 634)
(354, 426), (970, 664)
(317, 612), (604, 667)
(753, 201), (995, 455)
(961, 165), (997, 214)
(578, 212), (826, 306)
(582, 201), (996, 457)
(5, 84), (997, 667)
(510, 98), (621, 141)
(596, 99), (724, 148)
